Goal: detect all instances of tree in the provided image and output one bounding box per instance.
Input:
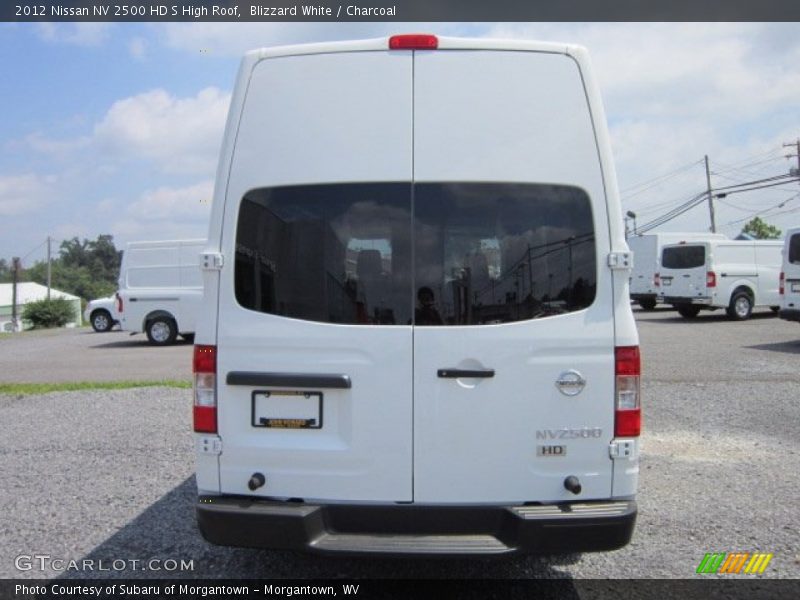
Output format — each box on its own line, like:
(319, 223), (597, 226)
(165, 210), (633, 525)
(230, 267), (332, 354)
(741, 217), (782, 240)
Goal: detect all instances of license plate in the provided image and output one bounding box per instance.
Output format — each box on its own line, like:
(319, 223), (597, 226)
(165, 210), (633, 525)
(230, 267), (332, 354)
(252, 391), (322, 429)
(792, 282), (800, 293)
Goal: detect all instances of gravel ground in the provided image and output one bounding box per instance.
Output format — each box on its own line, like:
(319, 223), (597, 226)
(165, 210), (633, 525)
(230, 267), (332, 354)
(0, 307), (798, 580)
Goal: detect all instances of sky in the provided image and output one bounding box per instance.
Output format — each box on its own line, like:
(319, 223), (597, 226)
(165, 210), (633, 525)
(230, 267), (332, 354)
(2, 21), (800, 267)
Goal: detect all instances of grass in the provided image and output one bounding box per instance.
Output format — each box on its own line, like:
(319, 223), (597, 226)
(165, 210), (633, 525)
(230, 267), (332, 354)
(0, 380), (192, 395)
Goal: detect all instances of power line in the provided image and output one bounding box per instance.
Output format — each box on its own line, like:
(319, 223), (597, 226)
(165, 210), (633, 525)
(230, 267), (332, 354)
(620, 158), (704, 198)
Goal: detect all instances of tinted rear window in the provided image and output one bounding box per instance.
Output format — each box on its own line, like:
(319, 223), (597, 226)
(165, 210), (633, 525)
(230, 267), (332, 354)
(662, 245), (705, 269)
(235, 183), (596, 325)
(789, 234), (800, 265)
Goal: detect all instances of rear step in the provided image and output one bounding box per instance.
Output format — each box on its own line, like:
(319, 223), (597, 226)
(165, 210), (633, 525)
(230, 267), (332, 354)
(312, 533), (510, 555)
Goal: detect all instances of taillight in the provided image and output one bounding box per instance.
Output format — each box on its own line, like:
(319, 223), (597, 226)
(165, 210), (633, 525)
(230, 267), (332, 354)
(706, 271), (716, 288)
(615, 346), (641, 437)
(654, 272), (660, 288)
(779, 271), (785, 295)
(388, 34), (438, 50)
(115, 292), (123, 313)
(193, 344), (217, 433)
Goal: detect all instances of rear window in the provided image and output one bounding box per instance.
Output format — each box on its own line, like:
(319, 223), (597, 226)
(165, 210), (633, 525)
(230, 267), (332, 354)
(662, 245), (705, 269)
(789, 234), (800, 265)
(234, 183), (596, 325)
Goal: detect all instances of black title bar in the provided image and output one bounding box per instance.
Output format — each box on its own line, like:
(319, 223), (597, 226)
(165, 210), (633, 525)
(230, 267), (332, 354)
(5, 0), (800, 22)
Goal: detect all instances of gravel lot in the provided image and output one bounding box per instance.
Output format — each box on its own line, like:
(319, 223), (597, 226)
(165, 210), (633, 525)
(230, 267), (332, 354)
(1, 308), (798, 580)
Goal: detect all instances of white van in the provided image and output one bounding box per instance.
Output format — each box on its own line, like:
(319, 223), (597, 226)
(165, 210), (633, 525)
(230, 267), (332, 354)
(660, 238), (783, 319)
(83, 296), (119, 332)
(116, 239), (205, 345)
(779, 226), (800, 324)
(628, 232), (725, 310)
(193, 35), (640, 556)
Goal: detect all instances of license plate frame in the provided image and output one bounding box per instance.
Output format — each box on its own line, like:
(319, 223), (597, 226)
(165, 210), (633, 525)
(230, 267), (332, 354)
(251, 390), (323, 429)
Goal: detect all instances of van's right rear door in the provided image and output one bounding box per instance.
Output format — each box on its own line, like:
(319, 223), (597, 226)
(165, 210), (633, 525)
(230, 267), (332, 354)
(660, 244), (708, 298)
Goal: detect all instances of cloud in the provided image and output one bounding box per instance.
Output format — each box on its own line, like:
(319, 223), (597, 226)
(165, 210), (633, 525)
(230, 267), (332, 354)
(0, 174), (56, 216)
(93, 87), (230, 176)
(36, 23), (113, 46)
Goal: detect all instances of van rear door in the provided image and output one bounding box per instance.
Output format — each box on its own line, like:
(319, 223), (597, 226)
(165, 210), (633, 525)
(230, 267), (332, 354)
(411, 50), (615, 503)
(660, 244), (707, 298)
(216, 51), (414, 502)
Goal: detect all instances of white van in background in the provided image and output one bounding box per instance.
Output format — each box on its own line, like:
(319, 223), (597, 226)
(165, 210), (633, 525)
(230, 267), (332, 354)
(660, 238), (783, 319)
(193, 35), (640, 556)
(779, 226), (800, 324)
(116, 239), (205, 345)
(628, 232), (725, 310)
(83, 296), (119, 332)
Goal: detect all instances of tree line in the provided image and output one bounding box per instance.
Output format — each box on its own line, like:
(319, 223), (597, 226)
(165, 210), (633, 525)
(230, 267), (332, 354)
(0, 235), (122, 301)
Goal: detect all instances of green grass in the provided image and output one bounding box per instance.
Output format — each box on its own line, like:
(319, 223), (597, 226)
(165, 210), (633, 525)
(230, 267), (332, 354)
(0, 380), (191, 395)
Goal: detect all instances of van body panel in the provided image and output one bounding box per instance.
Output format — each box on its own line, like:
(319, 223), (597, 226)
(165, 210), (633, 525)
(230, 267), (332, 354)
(780, 227), (800, 321)
(412, 51), (614, 502)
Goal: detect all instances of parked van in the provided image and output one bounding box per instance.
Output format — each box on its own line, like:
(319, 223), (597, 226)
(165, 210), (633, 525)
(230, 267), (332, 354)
(193, 35), (640, 556)
(628, 232), (725, 310)
(116, 239), (205, 345)
(660, 238), (782, 319)
(779, 226), (800, 324)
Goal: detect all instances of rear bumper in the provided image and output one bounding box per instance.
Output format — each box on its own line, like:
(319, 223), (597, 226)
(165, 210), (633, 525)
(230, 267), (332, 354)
(630, 293), (656, 301)
(197, 497), (636, 556)
(663, 296), (711, 306)
(779, 308), (800, 322)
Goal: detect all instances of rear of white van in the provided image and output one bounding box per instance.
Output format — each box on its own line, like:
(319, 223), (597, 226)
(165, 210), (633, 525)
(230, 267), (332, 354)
(780, 227), (800, 323)
(194, 35), (639, 556)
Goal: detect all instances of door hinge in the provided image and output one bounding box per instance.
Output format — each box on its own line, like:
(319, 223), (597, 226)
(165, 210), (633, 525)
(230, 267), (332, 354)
(609, 440), (636, 459)
(201, 252), (224, 271)
(197, 436), (223, 456)
(608, 251), (633, 271)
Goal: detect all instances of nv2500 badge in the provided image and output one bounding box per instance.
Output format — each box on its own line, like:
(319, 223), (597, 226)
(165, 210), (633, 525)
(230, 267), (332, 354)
(536, 428), (603, 440)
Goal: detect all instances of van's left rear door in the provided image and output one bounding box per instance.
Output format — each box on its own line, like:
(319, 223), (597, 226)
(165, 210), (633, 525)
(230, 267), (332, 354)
(216, 50), (414, 502)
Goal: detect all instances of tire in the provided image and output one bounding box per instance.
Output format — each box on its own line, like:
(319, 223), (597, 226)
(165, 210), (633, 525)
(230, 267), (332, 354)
(639, 298), (657, 311)
(145, 317), (178, 346)
(726, 291), (753, 321)
(90, 310), (114, 333)
(677, 305), (701, 319)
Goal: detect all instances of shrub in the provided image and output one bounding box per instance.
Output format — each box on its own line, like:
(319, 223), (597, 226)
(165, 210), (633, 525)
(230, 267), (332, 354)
(21, 297), (75, 329)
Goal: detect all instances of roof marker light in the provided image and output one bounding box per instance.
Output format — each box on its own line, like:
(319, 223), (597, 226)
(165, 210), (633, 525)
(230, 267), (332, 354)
(389, 34), (438, 50)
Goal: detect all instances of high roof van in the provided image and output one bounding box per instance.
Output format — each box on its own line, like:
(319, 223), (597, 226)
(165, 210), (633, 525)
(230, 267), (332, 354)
(660, 238), (783, 319)
(193, 35), (640, 556)
(779, 226), (800, 324)
(116, 239), (205, 345)
(628, 232), (725, 310)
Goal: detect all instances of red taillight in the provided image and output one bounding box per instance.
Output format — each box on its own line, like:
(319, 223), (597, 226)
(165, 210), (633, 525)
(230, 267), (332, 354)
(615, 346), (641, 437)
(654, 272), (661, 288)
(193, 345), (217, 433)
(706, 271), (716, 288)
(779, 271), (785, 295)
(389, 34), (438, 50)
(115, 292), (123, 313)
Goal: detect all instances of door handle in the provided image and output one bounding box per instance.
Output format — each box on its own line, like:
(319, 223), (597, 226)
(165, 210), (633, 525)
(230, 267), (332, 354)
(437, 368), (495, 379)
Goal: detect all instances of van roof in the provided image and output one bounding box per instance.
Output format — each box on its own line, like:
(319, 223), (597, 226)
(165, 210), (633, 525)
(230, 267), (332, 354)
(246, 36), (582, 61)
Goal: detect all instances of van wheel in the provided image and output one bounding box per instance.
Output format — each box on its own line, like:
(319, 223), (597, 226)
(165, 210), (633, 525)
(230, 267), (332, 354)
(677, 305), (701, 319)
(727, 292), (753, 321)
(146, 317), (178, 345)
(639, 298), (657, 311)
(90, 310), (114, 333)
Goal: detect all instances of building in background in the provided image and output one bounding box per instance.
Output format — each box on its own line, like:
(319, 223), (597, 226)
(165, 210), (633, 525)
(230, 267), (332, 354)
(0, 282), (82, 332)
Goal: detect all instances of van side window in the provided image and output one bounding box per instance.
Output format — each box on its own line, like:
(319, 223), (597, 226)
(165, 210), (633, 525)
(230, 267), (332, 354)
(414, 183), (596, 325)
(235, 183), (412, 325)
(662, 246), (705, 269)
(790, 234), (800, 265)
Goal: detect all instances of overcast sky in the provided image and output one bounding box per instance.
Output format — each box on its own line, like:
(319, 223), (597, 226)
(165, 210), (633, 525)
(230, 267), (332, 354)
(2, 22), (799, 265)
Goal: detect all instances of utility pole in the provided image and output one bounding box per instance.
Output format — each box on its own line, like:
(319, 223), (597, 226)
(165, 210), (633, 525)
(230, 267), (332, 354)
(784, 139), (800, 178)
(11, 257), (20, 332)
(46, 236), (51, 300)
(704, 155), (716, 233)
